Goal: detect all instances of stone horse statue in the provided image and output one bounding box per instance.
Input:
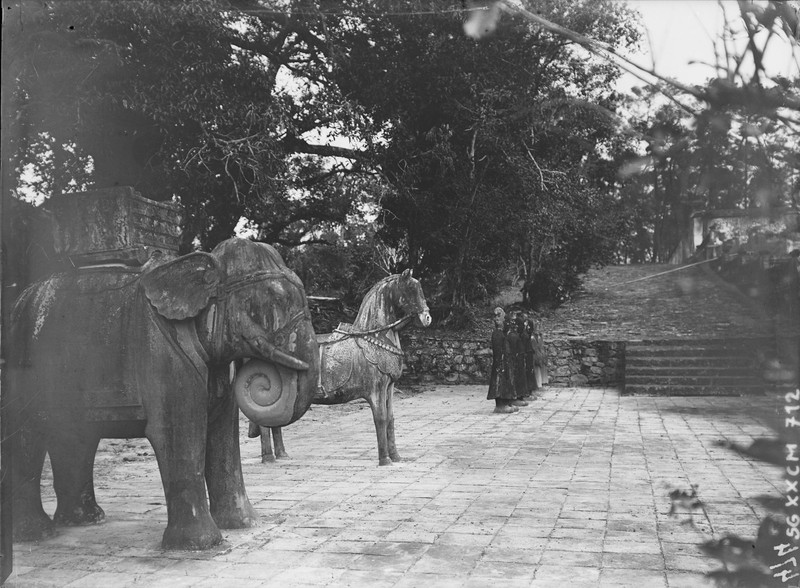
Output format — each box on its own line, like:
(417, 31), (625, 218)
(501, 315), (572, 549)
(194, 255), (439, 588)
(249, 269), (431, 465)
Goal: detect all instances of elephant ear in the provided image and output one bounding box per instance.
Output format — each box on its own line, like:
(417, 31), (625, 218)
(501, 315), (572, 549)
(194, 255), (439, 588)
(141, 252), (223, 320)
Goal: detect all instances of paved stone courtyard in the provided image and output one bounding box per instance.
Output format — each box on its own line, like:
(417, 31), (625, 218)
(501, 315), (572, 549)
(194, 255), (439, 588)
(6, 386), (785, 587)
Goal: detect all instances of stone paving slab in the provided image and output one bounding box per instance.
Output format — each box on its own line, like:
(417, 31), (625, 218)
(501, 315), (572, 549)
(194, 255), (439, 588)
(5, 386), (785, 587)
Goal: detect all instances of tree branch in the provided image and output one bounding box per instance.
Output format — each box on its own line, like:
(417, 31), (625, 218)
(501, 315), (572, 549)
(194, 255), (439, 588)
(498, 0), (800, 116)
(300, 163), (366, 187)
(284, 136), (367, 160)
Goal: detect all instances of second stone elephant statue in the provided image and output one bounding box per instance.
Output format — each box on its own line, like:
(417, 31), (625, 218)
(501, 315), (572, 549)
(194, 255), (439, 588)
(7, 237), (320, 550)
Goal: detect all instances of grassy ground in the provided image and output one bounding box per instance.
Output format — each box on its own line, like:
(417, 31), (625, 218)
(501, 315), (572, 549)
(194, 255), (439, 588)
(436, 263), (774, 342)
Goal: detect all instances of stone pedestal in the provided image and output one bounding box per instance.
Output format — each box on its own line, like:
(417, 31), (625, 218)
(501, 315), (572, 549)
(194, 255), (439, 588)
(48, 186), (182, 267)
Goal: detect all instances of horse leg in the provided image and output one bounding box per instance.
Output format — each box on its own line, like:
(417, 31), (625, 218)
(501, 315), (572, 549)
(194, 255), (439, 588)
(366, 390), (391, 466)
(247, 420), (274, 463)
(386, 382), (402, 462)
(271, 427), (289, 459)
(259, 426), (275, 463)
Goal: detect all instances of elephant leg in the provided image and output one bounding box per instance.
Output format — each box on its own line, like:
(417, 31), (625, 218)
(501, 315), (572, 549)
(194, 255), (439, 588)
(146, 399), (221, 550)
(205, 372), (257, 530)
(366, 389), (391, 466)
(271, 428), (289, 460)
(11, 426), (54, 540)
(259, 427), (276, 463)
(386, 383), (402, 462)
(50, 430), (104, 526)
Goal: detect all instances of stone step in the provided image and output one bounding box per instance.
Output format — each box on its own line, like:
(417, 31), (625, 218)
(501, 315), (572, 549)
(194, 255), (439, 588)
(623, 337), (770, 396)
(623, 383), (766, 396)
(626, 338), (772, 347)
(626, 357), (757, 368)
(626, 346), (761, 359)
(625, 374), (762, 387)
(626, 365), (757, 376)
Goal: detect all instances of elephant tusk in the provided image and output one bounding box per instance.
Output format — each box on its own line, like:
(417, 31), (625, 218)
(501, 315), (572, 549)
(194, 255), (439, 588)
(244, 334), (310, 371)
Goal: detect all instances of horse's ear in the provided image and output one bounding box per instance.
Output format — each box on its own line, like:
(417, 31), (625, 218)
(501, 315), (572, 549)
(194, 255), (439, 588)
(402, 268), (413, 279)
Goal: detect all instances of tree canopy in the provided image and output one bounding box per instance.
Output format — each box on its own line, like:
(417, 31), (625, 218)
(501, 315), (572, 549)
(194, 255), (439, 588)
(3, 0), (643, 313)
(3, 0), (374, 249)
(20, 1), (795, 312)
(321, 0), (637, 309)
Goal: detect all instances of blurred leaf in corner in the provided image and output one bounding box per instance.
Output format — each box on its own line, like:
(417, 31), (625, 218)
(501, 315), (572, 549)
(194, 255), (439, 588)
(463, 0), (502, 39)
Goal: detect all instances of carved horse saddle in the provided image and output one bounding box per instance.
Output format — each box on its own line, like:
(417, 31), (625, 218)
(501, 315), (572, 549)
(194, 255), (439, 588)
(316, 323), (404, 398)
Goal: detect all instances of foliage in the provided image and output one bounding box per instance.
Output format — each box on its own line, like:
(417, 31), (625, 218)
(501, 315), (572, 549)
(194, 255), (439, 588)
(322, 0), (639, 310)
(3, 0), (374, 251)
(611, 1), (800, 264)
(614, 94), (799, 263)
(3, 0), (640, 313)
(281, 227), (393, 305)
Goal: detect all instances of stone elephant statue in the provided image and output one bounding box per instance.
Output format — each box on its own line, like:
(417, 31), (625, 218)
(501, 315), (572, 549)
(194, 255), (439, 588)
(6, 237), (319, 550)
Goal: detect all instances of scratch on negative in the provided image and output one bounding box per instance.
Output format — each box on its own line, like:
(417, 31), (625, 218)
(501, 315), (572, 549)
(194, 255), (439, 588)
(32, 280), (59, 339)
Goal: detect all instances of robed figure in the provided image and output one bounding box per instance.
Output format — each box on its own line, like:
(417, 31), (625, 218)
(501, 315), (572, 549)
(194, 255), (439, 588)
(507, 315), (529, 405)
(487, 308), (518, 413)
(533, 329), (549, 386)
(523, 317), (538, 396)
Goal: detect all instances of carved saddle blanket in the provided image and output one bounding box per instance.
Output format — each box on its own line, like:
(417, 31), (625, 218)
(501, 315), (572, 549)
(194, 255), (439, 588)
(316, 323), (404, 398)
(12, 267), (149, 420)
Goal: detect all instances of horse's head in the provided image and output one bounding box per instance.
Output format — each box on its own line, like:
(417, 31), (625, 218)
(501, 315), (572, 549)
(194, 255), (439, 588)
(392, 269), (432, 328)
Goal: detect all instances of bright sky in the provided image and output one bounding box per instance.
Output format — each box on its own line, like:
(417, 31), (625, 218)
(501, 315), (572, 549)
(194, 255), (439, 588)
(623, 0), (799, 88)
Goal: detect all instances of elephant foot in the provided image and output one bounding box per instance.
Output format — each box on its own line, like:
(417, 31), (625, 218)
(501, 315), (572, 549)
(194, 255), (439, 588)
(14, 511), (56, 542)
(260, 454), (276, 464)
(378, 457), (393, 466)
(54, 503), (106, 526)
(275, 451), (290, 460)
(389, 453), (403, 462)
(211, 502), (257, 530)
(161, 519), (223, 550)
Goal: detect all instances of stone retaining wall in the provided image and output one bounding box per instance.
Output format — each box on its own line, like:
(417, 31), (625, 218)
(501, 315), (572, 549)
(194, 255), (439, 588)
(399, 332), (624, 387)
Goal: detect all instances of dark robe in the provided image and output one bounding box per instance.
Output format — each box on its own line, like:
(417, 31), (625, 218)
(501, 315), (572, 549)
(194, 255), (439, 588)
(506, 329), (528, 399)
(487, 327), (515, 400)
(533, 333), (546, 367)
(533, 333), (549, 385)
(522, 328), (537, 393)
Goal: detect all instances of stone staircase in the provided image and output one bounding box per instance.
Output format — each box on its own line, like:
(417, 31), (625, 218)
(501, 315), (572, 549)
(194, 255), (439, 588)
(623, 338), (769, 396)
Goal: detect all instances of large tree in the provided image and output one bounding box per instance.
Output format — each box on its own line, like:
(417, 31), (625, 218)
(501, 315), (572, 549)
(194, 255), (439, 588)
(2, 0), (375, 250)
(3, 0), (640, 309)
(321, 0), (638, 309)
(3, 0), (639, 311)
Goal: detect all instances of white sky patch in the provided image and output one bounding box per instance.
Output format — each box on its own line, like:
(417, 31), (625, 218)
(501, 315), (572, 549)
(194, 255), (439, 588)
(234, 216), (260, 239)
(622, 0), (799, 90)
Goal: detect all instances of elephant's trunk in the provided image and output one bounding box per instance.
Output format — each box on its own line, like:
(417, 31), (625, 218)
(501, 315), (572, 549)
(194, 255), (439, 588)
(241, 330), (309, 372)
(235, 316), (318, 428)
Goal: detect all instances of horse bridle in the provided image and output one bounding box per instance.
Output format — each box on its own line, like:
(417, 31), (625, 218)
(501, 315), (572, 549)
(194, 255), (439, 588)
(332, 295), (428, 356)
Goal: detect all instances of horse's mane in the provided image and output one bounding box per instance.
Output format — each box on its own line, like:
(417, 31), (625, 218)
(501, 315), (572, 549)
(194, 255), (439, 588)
(353, 274), (406, 328)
